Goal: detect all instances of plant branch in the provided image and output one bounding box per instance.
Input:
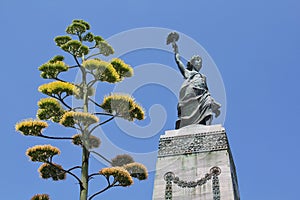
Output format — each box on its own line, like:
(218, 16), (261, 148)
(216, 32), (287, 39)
(66, 166), (82, 172)
(73, 55), (82, 68)
(87, 79), (97, 88)
(89, 116), (115, 133)
(72, 106), (84, 111)
(51, 95), (72, 110)
(93, 112), (114, 116)
(54, 77), (66, 83)
(39, 134), (73, 140)
(88, 179), (117, 200)
(46, 162), (83, 189)
(88, 172), (101, 180)
(88, 98), (102, 108)
(86, 52), (101, 60)
(69, 65), (80, 69)
(90, 150), (112, 165)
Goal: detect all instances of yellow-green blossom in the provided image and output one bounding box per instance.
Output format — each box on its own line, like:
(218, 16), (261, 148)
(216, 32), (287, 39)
(61, 40), (89, 57)
(101, 94), (145, 121)
(26, 145), (60, 162)
(38, 163), (66, 181)
(60, 111), (99, 127)
(72, 134), (101, 149)
(15, 119), (48, 136)
(31, 194), (50, 200)
(37, 98), (65, 122)
(123, 162), (148, 180)
(38, 81), (77, 97)
(111, 154), (134, 167)
(38, 61), (69, 79)
(110, 58), (133, 78)
(90, 59), (120, 83)
(100, 167), (133, 186)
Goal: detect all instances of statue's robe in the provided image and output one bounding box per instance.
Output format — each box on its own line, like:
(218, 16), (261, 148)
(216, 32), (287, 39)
(176, 71), (220, 129)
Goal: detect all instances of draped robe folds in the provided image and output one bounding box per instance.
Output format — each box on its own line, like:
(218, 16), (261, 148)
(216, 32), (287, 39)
(176, 71), (221, 129)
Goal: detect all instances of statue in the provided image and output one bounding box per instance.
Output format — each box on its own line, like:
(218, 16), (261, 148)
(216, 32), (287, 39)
(167, 32), (221, 129)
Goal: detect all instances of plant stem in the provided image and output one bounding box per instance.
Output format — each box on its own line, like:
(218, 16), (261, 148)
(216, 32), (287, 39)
(39, 135), (73, 140)
(79, 56), (90, 200)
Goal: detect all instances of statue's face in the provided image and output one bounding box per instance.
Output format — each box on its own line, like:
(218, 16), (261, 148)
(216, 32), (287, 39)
(191, 56), (202, 71)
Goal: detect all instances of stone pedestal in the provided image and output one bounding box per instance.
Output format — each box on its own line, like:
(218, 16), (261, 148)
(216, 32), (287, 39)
(152, 124), (240, 200)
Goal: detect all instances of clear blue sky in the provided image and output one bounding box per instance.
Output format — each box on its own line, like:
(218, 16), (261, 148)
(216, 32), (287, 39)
(1, 0), (300, 199)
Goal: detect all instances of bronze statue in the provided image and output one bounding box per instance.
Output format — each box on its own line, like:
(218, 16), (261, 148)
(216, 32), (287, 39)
(167, 32), (221, 129)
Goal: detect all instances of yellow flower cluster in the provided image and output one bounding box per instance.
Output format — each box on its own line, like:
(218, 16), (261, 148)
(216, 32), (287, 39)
(38, 81), (77, 97)
(38, 98), (61, 109)
(26, 145), (60, 162)
(123, 162), (148, 180)
(60, 111), (99, 127)
(111, 154), (134, 167)
(37, 98), (65, 122)
(54, 35), (72, 47)
(72, 134), (101, 149)
(31, 194), (50, 200)
(38, 163), (66, 181)
(15, 119), (48, 136)
(72, 19), (90, 30)
(38, 61), (69, 79)
(66, 20), (89, 35)
(97, 40), (114, 56)
(61, 40), (89, 57)
(101, 94), (145, 121)
(83, 59), (120, 83)
(94, 35), (104, 45)
(110, 58), (133, 78)
(100, 167), (133, 186)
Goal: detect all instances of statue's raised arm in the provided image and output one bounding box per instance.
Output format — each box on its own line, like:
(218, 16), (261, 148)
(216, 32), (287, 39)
(166, 32), (189, 79)
(175, 53), (189, 79)
(166, 32), (221, 129)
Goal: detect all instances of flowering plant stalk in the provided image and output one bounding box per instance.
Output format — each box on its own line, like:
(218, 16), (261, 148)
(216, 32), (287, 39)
(16, 19), (148, 200)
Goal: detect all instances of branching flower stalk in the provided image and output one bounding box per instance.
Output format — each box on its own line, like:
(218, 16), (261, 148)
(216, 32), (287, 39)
(16, 19), (148, 200)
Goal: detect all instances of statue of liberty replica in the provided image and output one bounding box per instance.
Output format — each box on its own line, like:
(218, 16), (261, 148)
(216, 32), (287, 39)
(166, 32), (221, 129)
(152, 32), (240, 200)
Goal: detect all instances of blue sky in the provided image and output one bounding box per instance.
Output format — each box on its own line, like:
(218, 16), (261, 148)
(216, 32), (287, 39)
(1, 0), (300, 199)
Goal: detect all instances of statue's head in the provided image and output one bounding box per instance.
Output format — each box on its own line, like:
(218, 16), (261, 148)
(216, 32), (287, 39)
(187, 55), (202, 71)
